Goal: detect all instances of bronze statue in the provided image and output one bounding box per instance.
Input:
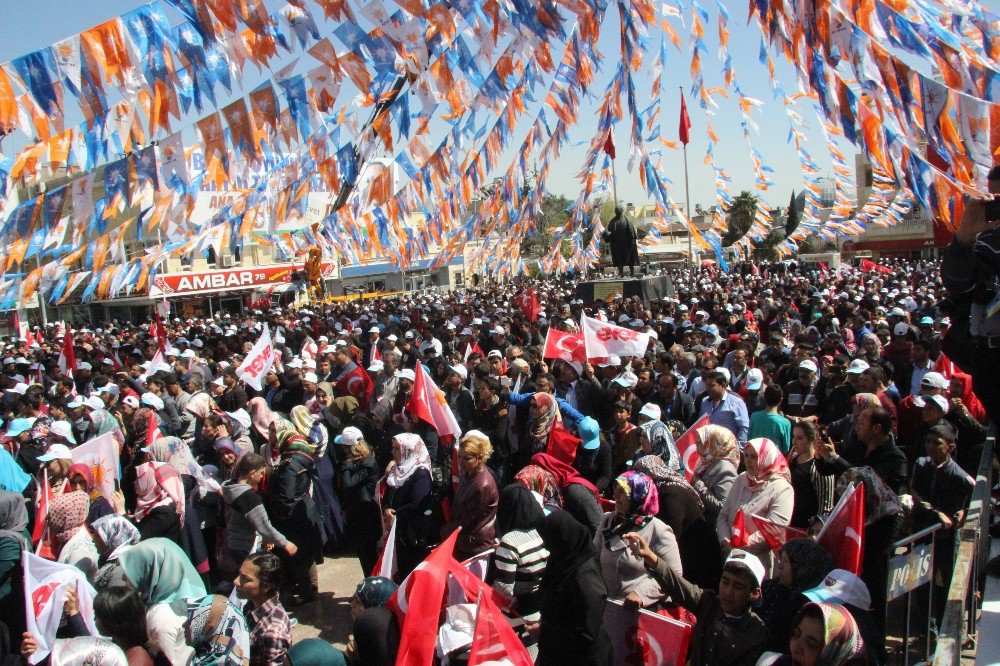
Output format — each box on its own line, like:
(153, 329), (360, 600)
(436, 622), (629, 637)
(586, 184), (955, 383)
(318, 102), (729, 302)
(602, 205), (639, 277)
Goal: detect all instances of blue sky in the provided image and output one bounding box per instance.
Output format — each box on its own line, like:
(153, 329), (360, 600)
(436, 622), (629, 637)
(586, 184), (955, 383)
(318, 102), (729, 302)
(2, 0), (998, 214)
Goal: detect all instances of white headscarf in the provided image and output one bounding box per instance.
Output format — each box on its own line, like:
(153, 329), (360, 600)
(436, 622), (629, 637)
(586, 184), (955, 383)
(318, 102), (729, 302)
(386, 433), (432, 488)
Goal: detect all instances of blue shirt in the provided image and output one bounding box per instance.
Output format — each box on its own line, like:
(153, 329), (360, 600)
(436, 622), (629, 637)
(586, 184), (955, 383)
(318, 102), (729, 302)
(699, 391), (750, 447)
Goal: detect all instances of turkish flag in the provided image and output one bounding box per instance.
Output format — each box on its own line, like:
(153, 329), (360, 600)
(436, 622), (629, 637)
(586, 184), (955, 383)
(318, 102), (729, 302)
(730, 508), (749, 548)
(337, 363), (374, 411)
(859, 258), (892, 275)
(542, 328), (586, 370)
(637, 609), (692, 666)
(547, 420), (582, 464)
(603, 130), (616, 159)
(407, 362), (461, 439)
(372, 516), (397, 579)
(679, 92), (691, 145)
(516, 288), (541, 322)
(154, 314), (167, 353)
(467, 591), (533, 666)
(388, 530), (460, 665)
(32, 470), (54, 554)
(750, 514), (808, 551)
(817, 481), (866, 575)
(674, 414), (710, 481)
(58, 325), (77, 378)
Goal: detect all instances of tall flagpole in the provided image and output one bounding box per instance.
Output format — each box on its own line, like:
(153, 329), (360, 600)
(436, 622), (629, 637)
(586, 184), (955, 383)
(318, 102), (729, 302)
(681, 86), (693, 271)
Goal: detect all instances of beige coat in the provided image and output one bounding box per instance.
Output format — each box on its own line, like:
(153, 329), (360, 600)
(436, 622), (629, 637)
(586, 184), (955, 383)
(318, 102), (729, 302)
(595, 513), (683, 607)
(716, 473), (794, 579)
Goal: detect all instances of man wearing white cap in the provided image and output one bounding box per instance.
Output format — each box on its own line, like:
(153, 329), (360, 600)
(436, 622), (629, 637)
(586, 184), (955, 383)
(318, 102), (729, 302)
(625, 533), (769, 666)
(782, 359), (821, 421)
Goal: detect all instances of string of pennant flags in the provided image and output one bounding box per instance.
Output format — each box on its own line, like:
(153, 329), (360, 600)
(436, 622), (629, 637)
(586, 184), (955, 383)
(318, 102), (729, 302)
(0, 0), (999, 308)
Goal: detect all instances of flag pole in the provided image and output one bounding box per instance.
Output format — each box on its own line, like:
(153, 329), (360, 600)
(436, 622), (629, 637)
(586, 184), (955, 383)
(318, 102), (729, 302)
(611, 143), (619, 206)
(681, 86), (693, 272)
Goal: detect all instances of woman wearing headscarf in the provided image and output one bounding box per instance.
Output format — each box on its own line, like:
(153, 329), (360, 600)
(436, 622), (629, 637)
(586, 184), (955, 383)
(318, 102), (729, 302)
(536, 509), (613, 666)
(513, 464), (563, 510)
(688, 424), (740, 525)
(118, 538), (208, 665)
(291, 405), (345, 555)
(0, 490), (29, 645)
(89, 514), (140, 589)
(349, 605), (400, 665)
(441, 431), (499, 561)
(949, 372), (988, 424)
(758, 538), (836, 654)
(508, 391), (586, 467)
(379, 432), (433, 581)
(596, 471), (682, 611)
(288, 639), (347, 666)
(717, 438), (794, 577)
(788, 421), (836, 529)
(633, 455), (722, 590)
(183, 593), (251, 666)
(265, 429), (325, 605)
(530, 452), (604, 537)
(757, 602), (867, 666)
(48, 490), (99, 578)
(247, 398), (290, 458)
(348, 576), (399, 618)
(489, 485), (548, 655)
(214, 438), (241, 481)
(132, 460), (185, 544)
(834, 466), (904, 634)
(66, 463), (114, 523)
(636, 412), (681, 472)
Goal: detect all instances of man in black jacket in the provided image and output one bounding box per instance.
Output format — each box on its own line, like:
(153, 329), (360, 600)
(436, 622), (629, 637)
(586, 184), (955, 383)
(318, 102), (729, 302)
(817, 406), (908, 493)
(653, 371), (696, 428)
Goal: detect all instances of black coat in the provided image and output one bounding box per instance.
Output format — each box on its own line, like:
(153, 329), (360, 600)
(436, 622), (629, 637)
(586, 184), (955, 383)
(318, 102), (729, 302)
(602, 214), (639, 269)
(537, 560), (613, 666)
(266, 451), (326, 562)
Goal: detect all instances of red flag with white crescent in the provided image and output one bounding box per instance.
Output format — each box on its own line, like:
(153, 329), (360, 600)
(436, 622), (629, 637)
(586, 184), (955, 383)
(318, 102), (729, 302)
(817, 481), (865, 575)
(674, 414), (710, 481)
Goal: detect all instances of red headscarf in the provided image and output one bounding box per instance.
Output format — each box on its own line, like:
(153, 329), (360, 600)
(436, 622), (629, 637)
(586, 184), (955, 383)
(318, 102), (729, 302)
(951, 373), (988, 424)
(530, 452), (599, 500)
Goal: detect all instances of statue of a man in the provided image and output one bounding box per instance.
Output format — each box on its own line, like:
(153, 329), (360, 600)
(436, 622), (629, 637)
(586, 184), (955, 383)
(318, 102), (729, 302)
(602, 205), (639, 277)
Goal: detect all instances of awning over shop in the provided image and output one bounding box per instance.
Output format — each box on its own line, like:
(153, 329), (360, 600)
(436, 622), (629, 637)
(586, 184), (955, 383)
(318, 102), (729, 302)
(340, 257), (462, 279)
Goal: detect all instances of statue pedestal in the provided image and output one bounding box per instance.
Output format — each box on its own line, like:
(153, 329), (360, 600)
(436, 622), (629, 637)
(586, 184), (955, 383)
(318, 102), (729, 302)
(576, 274), (674, 304)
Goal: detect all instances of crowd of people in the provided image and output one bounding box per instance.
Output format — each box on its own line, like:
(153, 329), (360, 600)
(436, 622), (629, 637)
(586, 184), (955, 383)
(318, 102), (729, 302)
(0, 252), (995, 666)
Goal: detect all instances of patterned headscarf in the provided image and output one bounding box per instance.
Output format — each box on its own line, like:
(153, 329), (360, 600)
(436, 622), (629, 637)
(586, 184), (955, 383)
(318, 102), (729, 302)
(615, 471), (659, 517)
(513, 464), (564, 508)
(353, 576), (399, 608)
(67, 463), (99, 501)
(694, 425), (740, 474)
(835, 466), (903, 526)
(796, 602), (865, 665)
(529, 392), (559, 441)
(146, 436), (220, 498)
(134, 461), (186, 526)
(29, 416), (53, 448)
(633, 454), (703, 510)
(185, 594), (251, 666)
(386, 433), (431, 488)
(90, 514), (140, 564)
(291, 406), (328, 458)
(639, 420), (681, 471)
(276, 429), (316, 455)
(745, 437), (791, 491)
(47, 490), (90, 553)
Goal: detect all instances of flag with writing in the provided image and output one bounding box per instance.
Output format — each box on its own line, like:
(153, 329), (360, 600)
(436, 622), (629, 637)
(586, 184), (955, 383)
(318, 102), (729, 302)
(235, 324), (276, 391)
(580, 313), (652, 360)
(674, 414), (710, 481)
(22, 552), (99, 664)
(817, 481), (865, 575)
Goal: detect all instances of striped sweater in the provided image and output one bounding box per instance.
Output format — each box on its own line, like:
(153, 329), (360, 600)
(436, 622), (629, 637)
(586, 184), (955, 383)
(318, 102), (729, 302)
(492, 528), (549, 619)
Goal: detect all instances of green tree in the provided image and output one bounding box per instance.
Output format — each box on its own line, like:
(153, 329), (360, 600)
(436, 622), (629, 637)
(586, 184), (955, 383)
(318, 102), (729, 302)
(752, 227), (785, 261)
(722, 191), (758, 247)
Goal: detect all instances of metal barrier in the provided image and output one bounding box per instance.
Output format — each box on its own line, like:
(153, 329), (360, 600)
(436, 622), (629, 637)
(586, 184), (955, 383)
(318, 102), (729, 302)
(932, 435), (995, 666)
(885, 523), (941, 665)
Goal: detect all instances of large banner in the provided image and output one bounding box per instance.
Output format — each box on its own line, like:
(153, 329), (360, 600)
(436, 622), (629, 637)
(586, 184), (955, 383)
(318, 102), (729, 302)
(235, 324), (276, 391)
(22, 553), (99, 664)
(70, 432), (120, 504)
(580, 314), (652, 360)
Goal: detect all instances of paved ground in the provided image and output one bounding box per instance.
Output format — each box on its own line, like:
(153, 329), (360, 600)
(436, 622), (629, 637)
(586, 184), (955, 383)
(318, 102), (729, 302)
(287, 552), (367, 650)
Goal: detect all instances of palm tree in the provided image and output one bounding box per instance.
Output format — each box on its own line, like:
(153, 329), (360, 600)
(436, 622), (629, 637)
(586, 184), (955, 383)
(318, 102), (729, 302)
(722, 191), (758, 247)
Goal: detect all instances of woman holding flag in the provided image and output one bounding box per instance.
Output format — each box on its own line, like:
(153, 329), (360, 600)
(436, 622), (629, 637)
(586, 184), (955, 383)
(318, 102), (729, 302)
(378, 433), (433, 581)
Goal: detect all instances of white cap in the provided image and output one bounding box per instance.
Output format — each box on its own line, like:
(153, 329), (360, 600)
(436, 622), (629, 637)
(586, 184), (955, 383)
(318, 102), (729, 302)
(67, 398), (84, 409)
(846, 359), (870, 375)
(303, 372), (318, 384)
(387, 334), (398, 342)
(50, 421), (76, 444)
(612, 371), (638, 389)
(368, 360), (385, 373)
(724, 549), (766, 588)
(141, 392), (165, 410)
(334, 426), (364, 447)
(181, 349), (196, 359)
(798, 359), (818, 373)
(395, 369), (416, 381)
(10, 383), (28, 395)
(77, 362), (92, 371)
(449, 365), (468, 380)
(165, 348), (180, 357)
(83, 396), (105, 411)
(597, 355), (622, 368)
(287, 359), (304, 369)
(122, 396), (140, 408)
(211, 377), (225, 387)
(913, 394), (949, 413)
(38, 443), (74, 463)
(368, 326), (380, 334)
(893, 322), (910, 336)
(804, 569), (872, 610)
(638, 403), (661, 421)
(920, 372), (949, 390)
(746, 368), (764, 391)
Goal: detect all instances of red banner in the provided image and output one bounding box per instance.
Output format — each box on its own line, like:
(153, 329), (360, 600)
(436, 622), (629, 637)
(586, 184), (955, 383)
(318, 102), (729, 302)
(153, 262), (336, 296)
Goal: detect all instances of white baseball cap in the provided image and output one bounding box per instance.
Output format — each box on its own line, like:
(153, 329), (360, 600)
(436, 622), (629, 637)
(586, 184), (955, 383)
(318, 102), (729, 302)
(122, 396), (140, 408)
(334, 426), (364, 447)
(913, 394), (948, 413)
(597, 355), (621, 368)
(893, 322), (910, 336)
(141, 393), (164, 410)
(724, 549), (766, 588)
(287, 359), (304, 369)
(395, 369), (416, 381)
(846, 359), (870, 375)
(798, 359), (818, 373)
(50, 421), (76, 444)
(920, 372), (949, 390)
(368, 360), (385, 373)
(638, 403), (661, 421)
(38, 443), (73, 463)
(77, 362), (92, 371)
(745, 368), (764, 391)
(804, 569), (872, 610)
(83, 396), (105, 411)
(612, 371), (638, 389)
(303, 372), (318, 384)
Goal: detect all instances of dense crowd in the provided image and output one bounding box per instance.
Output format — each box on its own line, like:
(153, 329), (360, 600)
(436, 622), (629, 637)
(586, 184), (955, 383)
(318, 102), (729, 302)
(0, 254), (994, 666)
